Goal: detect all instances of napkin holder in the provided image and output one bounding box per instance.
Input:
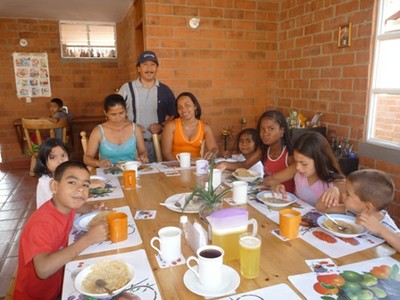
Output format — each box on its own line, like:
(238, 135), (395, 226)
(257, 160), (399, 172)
(187, 220), (208, 253)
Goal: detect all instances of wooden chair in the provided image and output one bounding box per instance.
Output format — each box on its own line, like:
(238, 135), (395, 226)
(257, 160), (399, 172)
(80, 131), (88, 154)
(22, 118), (69, 176)
(152, 133), (163, 162)
(80, 131), (98, 171)
(200, 141), (206, 158)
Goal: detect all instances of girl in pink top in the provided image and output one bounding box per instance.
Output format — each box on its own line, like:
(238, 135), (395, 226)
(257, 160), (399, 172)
(258, 110), (295, 193)
(275, 131), (344, 206)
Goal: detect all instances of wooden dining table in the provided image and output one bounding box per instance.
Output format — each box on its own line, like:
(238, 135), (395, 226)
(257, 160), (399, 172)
(6, 166), (400, 299)
(62, 167), (400, 299)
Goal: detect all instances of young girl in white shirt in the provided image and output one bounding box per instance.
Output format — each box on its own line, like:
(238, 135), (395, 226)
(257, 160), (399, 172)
(34, 138), (106, 210)
(216, 128), (263, 172)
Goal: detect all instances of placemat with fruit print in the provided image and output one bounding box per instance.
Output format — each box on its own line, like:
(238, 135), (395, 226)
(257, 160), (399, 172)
(289, 256), (400, 300)
(298, 211), (385, 258)
(68, 206), (142, 256)
(87, 174), (124, 201)
(62, 249), (161, 300)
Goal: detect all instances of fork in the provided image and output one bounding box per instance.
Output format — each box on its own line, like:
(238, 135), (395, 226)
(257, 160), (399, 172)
(324, 213), (347, 232)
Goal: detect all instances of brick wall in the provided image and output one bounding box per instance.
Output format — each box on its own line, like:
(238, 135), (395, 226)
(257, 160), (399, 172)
(0, 18), (121, 164)
(0, 1), (398, 223)
(275, 0), (399, 221)
(277, 0), (372, 143)
(375, 95), (400, 142)
(140, 0), (280, 145)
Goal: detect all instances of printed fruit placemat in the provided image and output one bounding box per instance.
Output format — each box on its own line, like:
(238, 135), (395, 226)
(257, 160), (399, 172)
(289, 256), (400, 300)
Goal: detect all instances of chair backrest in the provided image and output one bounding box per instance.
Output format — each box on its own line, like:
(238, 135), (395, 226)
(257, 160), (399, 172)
(22, 118), (69, 153)
(80, 131), (88, 154)
(200, 140), (206, 158)
(152, 133), (163, 162)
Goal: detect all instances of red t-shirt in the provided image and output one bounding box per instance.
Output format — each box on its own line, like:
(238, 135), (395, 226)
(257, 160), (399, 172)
(14, 200), (75, 300)
(263, 146), (295, 193)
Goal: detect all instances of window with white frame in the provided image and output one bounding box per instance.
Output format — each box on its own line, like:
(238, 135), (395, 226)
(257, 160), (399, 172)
(367, 0), (400, 149)
(59, 21), (117, 59)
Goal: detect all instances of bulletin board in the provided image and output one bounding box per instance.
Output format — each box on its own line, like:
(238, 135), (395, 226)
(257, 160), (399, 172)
(12, 52), (51, 98)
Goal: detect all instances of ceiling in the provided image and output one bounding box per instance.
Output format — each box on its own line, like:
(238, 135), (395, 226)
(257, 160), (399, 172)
(0, 0), (132, 22)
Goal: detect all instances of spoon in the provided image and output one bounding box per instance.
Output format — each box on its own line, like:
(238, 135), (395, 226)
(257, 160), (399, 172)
(95, 279), (113, 295)
(324, 213), (348, 232)
(159, 201), (182, 208)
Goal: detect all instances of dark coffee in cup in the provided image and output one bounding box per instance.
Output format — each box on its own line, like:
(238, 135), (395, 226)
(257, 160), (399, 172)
(199, 249), (222, 259)
(186, 245), (224, 288)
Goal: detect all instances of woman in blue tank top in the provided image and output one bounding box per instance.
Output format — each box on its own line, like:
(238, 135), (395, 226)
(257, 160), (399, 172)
(83, 94), (148, 168)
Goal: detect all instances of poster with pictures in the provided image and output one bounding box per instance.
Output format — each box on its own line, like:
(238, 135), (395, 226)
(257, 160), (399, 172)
(12, 52), (51, 98)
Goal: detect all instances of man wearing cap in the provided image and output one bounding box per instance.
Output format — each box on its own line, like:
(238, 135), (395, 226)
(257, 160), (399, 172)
(118, 50), (176, 162)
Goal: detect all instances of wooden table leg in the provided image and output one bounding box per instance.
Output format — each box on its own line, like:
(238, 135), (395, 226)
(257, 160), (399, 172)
(14, 123), (25, 154)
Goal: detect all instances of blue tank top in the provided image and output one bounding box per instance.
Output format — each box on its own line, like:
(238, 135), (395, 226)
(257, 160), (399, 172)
(98, 123), (137, 164)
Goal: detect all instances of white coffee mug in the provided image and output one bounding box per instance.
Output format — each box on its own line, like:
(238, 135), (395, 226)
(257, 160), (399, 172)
(186, 245), (224, 288)
(121, 161), (141, 178)
(176, 152), (191, 168)
(196, 159), (209, 175)
(232, 181), (248, 204)
(150, 226), (182, 262)
(208, 169), (222, 189)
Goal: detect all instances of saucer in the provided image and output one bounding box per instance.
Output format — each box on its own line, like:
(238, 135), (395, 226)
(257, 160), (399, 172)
(183, 265), (240, 297)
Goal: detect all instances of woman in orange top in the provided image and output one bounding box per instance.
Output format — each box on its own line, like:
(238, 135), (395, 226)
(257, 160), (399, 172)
(162, 92), (218, 161)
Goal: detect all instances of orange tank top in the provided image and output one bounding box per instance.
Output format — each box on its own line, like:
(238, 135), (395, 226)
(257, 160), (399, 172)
(172, 118), (205, 158)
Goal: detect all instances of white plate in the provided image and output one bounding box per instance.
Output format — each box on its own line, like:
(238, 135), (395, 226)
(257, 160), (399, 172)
(163, 193), (201, 213)
(317, 214), (367, 238)
(183, 265), (240, 298)
(74, 261), (135, 299)
(232, 170), (261, 182)
(90, 175), (107, 181)
(73, 212), (101, 231)
(215, 158), (238, 164)
(256, 191), (297, 208)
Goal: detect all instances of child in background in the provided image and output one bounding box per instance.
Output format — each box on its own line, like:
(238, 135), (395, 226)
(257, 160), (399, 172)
(44, 98), (72, 140)
(318, 169), (400, 252)
(35, 138), (105, 210)
(274, 131), (344, 206)
(216, 128), (263, 172)
(47, 98), (72, 123)
(14, 161), (109, 299)
(258, 110), (296, 193)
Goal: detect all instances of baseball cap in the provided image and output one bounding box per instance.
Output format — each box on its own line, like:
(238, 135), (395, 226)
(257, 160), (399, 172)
(136, 51), (159, 66)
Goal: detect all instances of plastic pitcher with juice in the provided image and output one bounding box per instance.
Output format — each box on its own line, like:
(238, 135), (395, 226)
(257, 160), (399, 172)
(207, 208), (257, 262)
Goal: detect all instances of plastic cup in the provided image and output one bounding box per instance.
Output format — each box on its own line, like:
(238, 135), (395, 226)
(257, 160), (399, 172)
(123, 170), (136, 189)
(107, 212), (128, 243)
(279, 209), (301, 239)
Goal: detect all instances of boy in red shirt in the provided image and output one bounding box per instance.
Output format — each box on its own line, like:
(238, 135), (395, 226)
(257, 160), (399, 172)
(14, 161), (109, 299)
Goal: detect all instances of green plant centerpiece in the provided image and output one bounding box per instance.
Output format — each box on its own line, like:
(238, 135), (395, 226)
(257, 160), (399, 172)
(182, 157), (231, 218)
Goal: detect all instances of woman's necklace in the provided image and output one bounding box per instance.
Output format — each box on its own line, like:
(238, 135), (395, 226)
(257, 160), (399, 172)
(107, 120), (127, 132)
(182, 120), (198, 130)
